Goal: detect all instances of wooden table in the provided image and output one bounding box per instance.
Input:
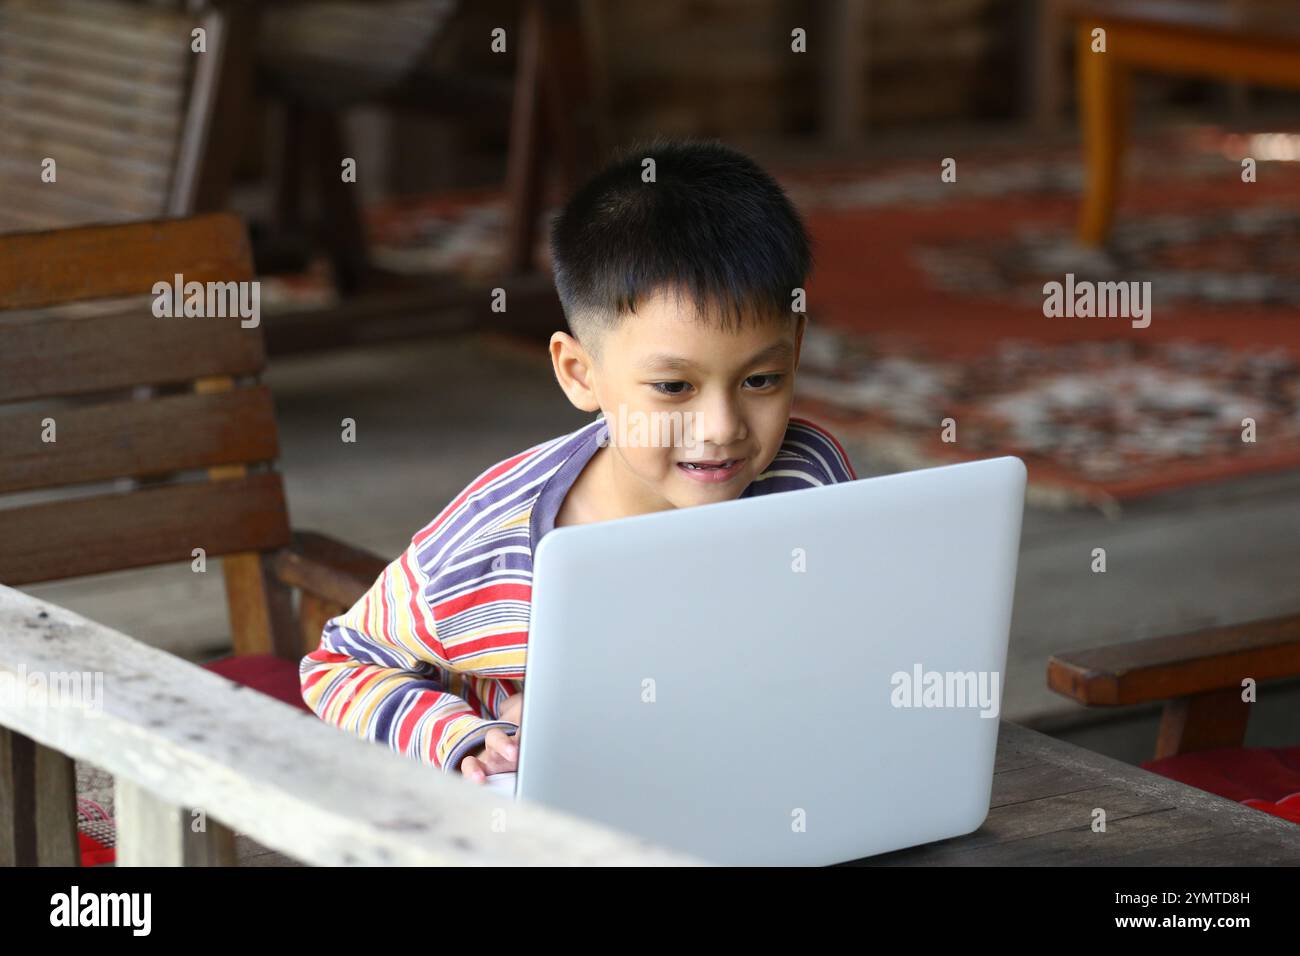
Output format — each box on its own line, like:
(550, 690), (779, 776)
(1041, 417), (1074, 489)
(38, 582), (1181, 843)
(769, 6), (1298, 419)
(236, 719), (1300, 866)
(849, 720), (1300, 865)
(1069, 0), (1300, 245)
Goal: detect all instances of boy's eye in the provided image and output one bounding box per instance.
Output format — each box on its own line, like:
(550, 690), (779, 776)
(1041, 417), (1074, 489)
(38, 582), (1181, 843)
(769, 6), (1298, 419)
(650, 374), (783, 395)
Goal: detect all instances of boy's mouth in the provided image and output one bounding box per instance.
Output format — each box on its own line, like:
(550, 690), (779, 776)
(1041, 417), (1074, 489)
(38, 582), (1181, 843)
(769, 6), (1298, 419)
(677, 458), (745, 482)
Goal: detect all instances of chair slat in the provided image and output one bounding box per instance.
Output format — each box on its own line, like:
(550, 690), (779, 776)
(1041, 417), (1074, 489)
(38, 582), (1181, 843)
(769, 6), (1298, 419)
(0, 173), (162, 225)
(0, 472), (292, 586)
(0, 1), (193, 55)
(0, 26), (188, 81)
(0, 103), (181, 164)
(0, 138), (173, 192)
(0, 213), (254, 314)
(0, 81), (184, 138)
(0, 386), (279, 495)
(0, 307), (265, 403)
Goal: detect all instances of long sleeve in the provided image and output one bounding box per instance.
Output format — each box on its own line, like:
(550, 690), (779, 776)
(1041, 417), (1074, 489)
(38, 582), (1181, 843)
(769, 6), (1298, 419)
(299, 538), (518, 772)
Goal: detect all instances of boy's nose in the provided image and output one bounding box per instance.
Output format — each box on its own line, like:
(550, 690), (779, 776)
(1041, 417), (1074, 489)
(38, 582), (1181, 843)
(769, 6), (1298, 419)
(686, 402), (746, 453)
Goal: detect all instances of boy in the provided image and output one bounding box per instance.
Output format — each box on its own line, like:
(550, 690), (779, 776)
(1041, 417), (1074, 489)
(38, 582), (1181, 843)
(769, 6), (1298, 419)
(300, 138), (857, 783)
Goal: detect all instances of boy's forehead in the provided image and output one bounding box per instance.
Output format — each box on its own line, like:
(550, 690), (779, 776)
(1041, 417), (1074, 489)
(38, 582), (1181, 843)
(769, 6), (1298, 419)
(608, 304), (797, 371)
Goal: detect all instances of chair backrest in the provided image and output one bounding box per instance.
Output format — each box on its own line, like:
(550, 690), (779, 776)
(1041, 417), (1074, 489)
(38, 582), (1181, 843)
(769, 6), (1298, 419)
(0, 214), (291, 591)
(0, 0), (224, 233)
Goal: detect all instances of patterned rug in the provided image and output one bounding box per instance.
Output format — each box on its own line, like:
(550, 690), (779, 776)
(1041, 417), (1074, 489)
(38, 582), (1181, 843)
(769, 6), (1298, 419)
(76, 761), (116, 866)
(783, 127), (1300, 508)
(258, 126), (1300, 509)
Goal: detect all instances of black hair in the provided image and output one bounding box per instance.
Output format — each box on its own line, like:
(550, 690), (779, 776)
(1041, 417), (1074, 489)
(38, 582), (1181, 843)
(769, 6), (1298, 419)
(548, 137), (812, 356)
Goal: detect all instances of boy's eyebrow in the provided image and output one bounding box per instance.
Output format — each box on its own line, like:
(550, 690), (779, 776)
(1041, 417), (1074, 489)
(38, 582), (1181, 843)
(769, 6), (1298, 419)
(636, 341), (795, 372)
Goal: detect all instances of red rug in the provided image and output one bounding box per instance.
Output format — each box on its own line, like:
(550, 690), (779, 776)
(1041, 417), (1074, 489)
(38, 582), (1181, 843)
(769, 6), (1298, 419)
(784, 127), (1300, 508)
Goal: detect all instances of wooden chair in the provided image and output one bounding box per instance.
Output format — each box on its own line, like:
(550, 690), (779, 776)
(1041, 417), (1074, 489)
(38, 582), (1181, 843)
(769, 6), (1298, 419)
(0, 0), (231, 233)
(1065, 0), (1300, 245)
(0, 213), (388, 866)
(1048, 614), (1300, 817)
(253, 0), (608, 294)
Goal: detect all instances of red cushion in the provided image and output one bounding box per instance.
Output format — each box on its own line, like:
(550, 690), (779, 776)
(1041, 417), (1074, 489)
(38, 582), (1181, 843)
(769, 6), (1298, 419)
(201, 654), (314, 714)
(1142, 745), (1300, 825)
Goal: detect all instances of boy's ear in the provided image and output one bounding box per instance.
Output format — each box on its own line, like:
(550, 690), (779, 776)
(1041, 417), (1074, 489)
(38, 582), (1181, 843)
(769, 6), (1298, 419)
(549, 331), (602, 413)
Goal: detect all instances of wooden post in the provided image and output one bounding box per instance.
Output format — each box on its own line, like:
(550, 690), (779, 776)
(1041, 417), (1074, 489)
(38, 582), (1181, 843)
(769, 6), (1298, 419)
(1155, 688), (1252, 759)
(0, 729), (79, 866)
(195, 376), (298, 660)
(1077, 21), (1131, 247)
(115, 779), (236, 866)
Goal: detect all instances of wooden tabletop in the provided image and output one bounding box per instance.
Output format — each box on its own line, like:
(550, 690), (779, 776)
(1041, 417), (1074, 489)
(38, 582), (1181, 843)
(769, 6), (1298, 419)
(848, 721), (1300, 866)
(229, 719), (1300, 867)
(1066, 0), (1300, 45)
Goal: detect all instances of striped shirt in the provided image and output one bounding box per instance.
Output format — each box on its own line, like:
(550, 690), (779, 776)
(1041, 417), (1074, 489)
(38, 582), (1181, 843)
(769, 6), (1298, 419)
(300, 415), (857, 771)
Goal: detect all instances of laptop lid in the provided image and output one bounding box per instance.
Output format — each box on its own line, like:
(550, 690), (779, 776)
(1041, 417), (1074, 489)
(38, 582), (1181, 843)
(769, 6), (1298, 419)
(516, 455), (1026, 865)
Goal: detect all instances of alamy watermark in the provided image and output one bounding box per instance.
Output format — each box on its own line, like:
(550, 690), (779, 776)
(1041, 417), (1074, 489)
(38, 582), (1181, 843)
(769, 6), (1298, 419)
(890, 664), (1001, 719)
(152, 273), (260, 328)
(0, 664), (104, 713)
(1042, 273), (1151, 329)
(596, 404), (709, 459)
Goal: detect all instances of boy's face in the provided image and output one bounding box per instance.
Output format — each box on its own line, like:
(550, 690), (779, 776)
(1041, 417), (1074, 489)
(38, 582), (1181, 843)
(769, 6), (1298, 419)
(550, 287), (805, 518)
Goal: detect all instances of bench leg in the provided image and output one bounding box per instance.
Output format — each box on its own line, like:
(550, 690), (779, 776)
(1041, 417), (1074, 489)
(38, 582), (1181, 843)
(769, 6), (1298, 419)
(1155, 688), (1251, 760)
(1077, 23), (1130, 247)
(0, 728), (80, 866)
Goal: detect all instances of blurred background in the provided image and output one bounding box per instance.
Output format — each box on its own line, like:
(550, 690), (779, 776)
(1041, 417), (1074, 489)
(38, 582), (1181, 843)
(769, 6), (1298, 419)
(5, 0), (1300, 772)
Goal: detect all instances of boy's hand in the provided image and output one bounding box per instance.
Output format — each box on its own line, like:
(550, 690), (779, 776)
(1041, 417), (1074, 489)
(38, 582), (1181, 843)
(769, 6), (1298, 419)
(461, 693), (522, 783)
(498, 692), (523, 725)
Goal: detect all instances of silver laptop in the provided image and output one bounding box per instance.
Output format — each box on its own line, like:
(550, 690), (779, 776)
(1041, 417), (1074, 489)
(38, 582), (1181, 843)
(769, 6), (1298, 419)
(495, 455), (1026, 866)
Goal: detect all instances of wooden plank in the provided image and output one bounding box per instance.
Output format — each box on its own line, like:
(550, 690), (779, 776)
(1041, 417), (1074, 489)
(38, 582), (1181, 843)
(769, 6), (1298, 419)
(298, 593), (345, 659)
(0, 1), (193, 56)
(853, 721), (1300, 864)
(0, 305), (264, 404)
(115, 779), (236, 866)
(0, 386), (279, 495)
(1104, 20), (1300, 89)
(0, 142), (173, 196)
(0, 471), (292, 585)
(0, 728), (78, 866)
(192, 375), (297, 661)
(271, 531), (388, 609)
(1065, 0), (1300, 45)
(1048, 613), (1300, 705)
(0, 27), (188, 82)
(1155, 688), (1251, 758)
(0, 154), (172, 211)
(0, 213), (253, 312)
(0, 584), (703, 866)
(0, 178), (156, 228)
(0, 108), (179, 167)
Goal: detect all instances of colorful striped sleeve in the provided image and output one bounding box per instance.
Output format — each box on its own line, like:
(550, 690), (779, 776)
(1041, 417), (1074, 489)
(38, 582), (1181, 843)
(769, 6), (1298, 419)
(299, 537), (518, 773)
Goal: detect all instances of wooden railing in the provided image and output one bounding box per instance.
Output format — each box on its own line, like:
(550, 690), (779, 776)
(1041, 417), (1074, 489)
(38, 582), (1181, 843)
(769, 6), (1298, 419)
(0, 584), (703, 866)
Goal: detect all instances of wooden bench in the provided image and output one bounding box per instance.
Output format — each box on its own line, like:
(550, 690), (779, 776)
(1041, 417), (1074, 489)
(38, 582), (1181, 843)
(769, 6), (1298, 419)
(0, 583), (698, 865)
(0, 211), (700, 865)
(1048, 613), (1300, 759)
(1068, 0), (1300, 244)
